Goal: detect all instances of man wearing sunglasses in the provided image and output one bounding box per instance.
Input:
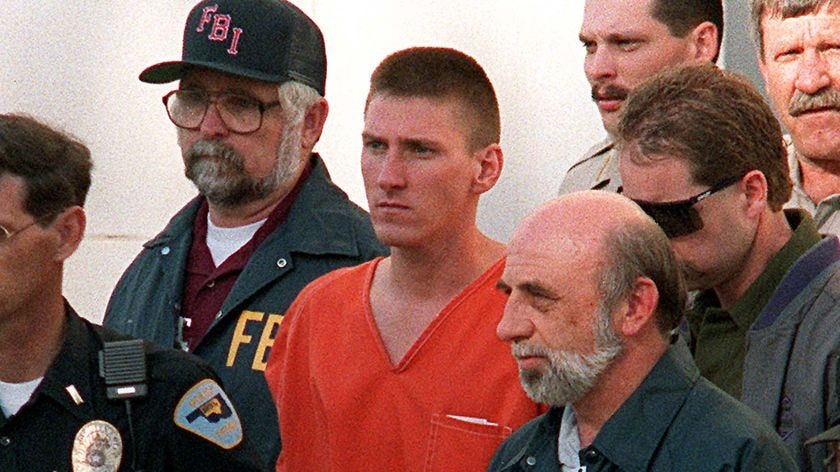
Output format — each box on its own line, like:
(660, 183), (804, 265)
(617, 63), (840, 472)
(103, 1), (386, 468)
(558, 0), (722, 194)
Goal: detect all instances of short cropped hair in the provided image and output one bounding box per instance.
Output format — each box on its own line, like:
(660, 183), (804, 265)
(0, 114), (93, 219)
(365, 47), (500, 151)
(276, 80), (323, 149)
(751, 0), (840, 58)
(277, 81), (321, 128)
(599, 216), (686, 335)
(652, 0), (724, 62)
(615, 63), (791, 211)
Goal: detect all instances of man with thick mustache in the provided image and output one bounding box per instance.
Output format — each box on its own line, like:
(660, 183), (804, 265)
(618, 63), (840, 471)
(103, 0), (385, 468)
(753, 0), (840, 234)
(558, 0), (722, 194)
(489, 191), (795, 471)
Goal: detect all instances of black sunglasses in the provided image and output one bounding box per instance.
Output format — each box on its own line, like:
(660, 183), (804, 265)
(630, 175), (742, 238)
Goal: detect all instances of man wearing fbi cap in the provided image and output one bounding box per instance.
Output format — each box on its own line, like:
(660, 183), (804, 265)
(103, 0), (386, 467)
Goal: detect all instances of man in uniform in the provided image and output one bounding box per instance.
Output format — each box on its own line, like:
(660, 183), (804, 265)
(0, 113), (263, 471)
(103, 0), (386, 468)
(752, 0), (840, 234)
(558, 0), (722, 194)
(489, 191), (795, 471)
(266, 47), (543, 471)
(617, 63), (840, 471)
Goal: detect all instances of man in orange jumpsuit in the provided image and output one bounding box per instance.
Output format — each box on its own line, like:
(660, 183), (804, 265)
(265, 47), (544, 471)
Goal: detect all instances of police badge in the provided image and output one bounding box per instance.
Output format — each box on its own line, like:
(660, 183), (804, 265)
(71, 420), (122, 472)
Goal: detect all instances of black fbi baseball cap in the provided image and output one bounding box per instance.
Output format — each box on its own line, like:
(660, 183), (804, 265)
(139, 0), (327, 96)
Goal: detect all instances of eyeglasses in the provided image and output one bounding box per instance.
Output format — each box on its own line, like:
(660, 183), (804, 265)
(630, 175), (742, 239)
(162, 90), (281, 134)
(0, 212), (57, 245)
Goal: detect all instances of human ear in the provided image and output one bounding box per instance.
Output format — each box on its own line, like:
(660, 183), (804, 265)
(470, 144), (504, 194)
(51, 206), (86, 262)
(300, 98), (329, 150)
(739, 170), (769, 217)
(690, 21), (719, 63)
(618, 276), (659, 337)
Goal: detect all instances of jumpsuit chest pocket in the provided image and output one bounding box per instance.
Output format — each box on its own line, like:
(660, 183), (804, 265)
(424, 413), (513, 471)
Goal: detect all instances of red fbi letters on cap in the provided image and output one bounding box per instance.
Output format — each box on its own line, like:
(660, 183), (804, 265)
(196, 5), (243, 56)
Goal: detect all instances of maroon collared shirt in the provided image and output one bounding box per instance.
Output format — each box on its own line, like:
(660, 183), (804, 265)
(180, 163), (312, 351)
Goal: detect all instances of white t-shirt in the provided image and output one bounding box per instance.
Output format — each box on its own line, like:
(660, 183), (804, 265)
(206, 214), (266, 267)
(0, 377), (42, 417)
(558, 405), (586, 472)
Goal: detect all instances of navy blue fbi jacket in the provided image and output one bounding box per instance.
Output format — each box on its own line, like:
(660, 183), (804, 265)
(103, 154), (387, 469)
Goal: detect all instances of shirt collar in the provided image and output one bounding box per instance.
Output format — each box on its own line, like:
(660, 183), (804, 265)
(693, 209), (821, 331)
(786, 136), (809, 207)
(188, 157), (311, 275)
(557, 405), (582, 469)
(785, 135), (840, 230)
(585, 137), (614, 160)
(35, 302), (98, 421)
(590, 343), (698, 470)
(497, 407), (564, 470)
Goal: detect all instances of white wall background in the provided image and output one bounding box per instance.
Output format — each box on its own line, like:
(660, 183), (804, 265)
(1, 1), (602, 322)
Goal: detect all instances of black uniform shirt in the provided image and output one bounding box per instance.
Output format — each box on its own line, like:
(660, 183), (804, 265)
(0, 303), (265, 471)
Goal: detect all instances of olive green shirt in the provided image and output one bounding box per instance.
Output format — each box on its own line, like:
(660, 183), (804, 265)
(687, 210), (821, 398)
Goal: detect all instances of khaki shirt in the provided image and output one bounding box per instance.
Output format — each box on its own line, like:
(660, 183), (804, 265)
(558, 138), (621, 195)
(784, 136), (840, 235)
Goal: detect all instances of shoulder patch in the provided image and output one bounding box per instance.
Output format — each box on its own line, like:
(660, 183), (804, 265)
(173, 378), (243, 449)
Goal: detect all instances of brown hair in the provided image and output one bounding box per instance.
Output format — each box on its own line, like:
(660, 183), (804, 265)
(366, 47), (500, 151)
(651, 0), (724, 62)
(599, 216), (687, 335)
(0, 114), (92, 219)
(615, 63), (791, 211)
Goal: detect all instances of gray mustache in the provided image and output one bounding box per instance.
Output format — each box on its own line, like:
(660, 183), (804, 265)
(188, 139), (241, 165)
(512, 342), (548, 358)
(789, 88), (840, 117)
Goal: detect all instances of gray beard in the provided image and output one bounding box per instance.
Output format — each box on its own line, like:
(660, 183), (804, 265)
(184, 127), (303, 209)
(513, 310), (623, 406)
